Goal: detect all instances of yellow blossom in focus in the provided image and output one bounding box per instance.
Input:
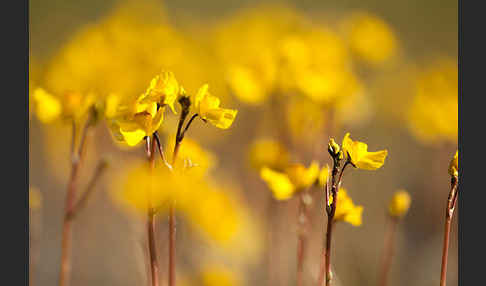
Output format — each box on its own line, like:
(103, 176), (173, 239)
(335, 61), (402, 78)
(449, 150), (458, 178)
(248, 139), (289, 171)
(332, 188), (363, 226)
(341, 133), (388, 170)
(32, 88), (62, 123)
(343, 12), (398, 65)
(260, 161), (319, 200)
(388, 190), (411, 218)
(192, 84), (238, 129)
(142, 71), (179, 113)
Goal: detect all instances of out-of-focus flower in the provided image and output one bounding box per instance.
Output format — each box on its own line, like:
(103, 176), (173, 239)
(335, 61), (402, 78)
(260, 161), (319, 200)
(165, 135), (217, 178)
(192, 84), (238, 129)
(331, 188), (363, 226)
(341, 133), (388, 170)
(32, 88), (62, 123)
(32, 88), (97, 124)
(388, 190), (411, 218)
(199, 264), (242, 286)
(213, 4), (307, 105)
(342, 12), (398, 65)
(407, 59), (458, 144)
(285, 97), (326, 145)
(449, 150), (458, 178)
(29, 186), (42, 211)
(318, 165), (330, 187)
(248, 138), (289, 171)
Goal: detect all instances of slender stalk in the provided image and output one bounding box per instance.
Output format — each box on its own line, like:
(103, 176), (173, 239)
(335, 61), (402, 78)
(439, 177), (458, 286)
(145, 136), (159, 286)
(317, 161), (348, 286)
(378, 216), (398, 286)
(59, 117), (93, 286)
(168, 203), (176, 286)
(297, 192), (311, 286)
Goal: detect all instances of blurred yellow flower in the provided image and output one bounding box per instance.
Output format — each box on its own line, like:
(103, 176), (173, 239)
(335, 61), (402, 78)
(449, 150), (458, 178)
(29, 186), (42, 211)
(407, 59), (457, 144)
(199, 264), (241, 286)
(32, 88), (62, 123)
(32, 88), (97, 124)
(318, 165), (330, 187)
(260, 167), (295, 200)
(192, 84), (238, 129)
(343, 12), (398, 65)
(248, 139), (289, 171)
(341, 133), (388, 170)
(260, 161), (319, 200)
(388, 190), (411, 218)
(332, 188), (363, 226)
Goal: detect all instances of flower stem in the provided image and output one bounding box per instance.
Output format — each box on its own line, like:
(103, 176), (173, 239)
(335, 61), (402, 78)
(317, 160), (348, 286)
(145, 136), (160, 286)
(297, 192), (311, 286)
(378, 216), (398, 286)
(168, 203), (176, 286)
(439, 177), (458, 286)
(59, 118), (93, 286)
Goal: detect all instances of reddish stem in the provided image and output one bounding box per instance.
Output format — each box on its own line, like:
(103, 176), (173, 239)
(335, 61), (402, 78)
(439, 177), (458, 286)
(378, 217), (398, 286)
(146, 136), (159, 286)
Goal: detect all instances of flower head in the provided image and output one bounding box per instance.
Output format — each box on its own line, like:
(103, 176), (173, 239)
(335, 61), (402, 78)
(248, 139), (290, 171)
(388, 190), (411, 218)
(192, 84), (238, 129)
(260, 161), (319, 200)
(32, 88), (62, 123)
(341, 132), (388, 170)
(448, 150), (458, 178)
(142, 71), (180, 113)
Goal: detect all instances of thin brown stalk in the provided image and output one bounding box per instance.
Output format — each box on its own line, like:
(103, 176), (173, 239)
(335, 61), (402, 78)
(317, 161), (348, 286)
(378, 216), (398, 286)
(439, 177), (458, 286)
(59, 116), (93, 286)
(297, 192), (311, 286)
(145, 136), (160, 286)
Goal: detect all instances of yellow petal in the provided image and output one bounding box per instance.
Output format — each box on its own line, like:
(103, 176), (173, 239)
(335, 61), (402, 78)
(260, 167), (295, 200)
(388, 190), (411, 218)
(342, 132), (388, 170)
(343, 206), (363, 226)
(33, 88), (62, 123)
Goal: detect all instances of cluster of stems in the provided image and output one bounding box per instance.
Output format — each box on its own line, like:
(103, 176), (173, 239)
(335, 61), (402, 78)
(59, 110), (108, 286)
(143, 97), (199, 286)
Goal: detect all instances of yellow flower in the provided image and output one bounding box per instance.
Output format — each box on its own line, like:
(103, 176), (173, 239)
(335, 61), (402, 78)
(343, 12), (398, 65)
(318, 165), (330, 187)
(109, 94), (165, 147)
(388, 190), (411, 218)
(192, 84), (238, 129)
(260, 167), (295, 200)
(142, 71), (180, 113)
(165, 135), (217, 177)
(260, 161), (319, 200)
(32, 88), (62, 123)
(449, 150), (458, 178)
(199, 264), (241, 286)
(248, 139), (289, 171)
(332, 188), (363, 226)
(285, 161), (320, 189)
(341, 133), (388, 170)
(29, 186), (42, 211)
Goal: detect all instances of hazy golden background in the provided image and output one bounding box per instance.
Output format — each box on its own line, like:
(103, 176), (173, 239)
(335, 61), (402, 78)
(29, 0), (458, 285)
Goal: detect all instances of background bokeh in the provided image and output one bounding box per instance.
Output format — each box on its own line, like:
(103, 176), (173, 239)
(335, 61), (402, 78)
(29, 0), (458, 285)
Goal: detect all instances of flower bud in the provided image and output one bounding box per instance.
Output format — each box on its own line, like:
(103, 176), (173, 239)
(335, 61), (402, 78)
(388, 190), (411, 218)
